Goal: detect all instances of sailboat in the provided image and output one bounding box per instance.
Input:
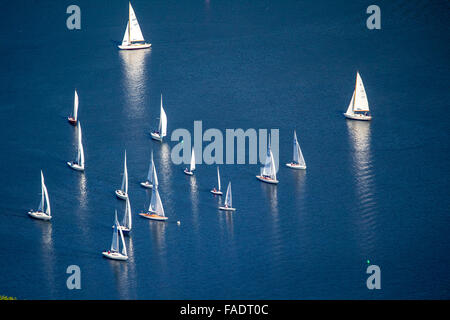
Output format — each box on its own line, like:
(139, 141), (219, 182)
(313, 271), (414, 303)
(210, 166), (223, 195)
(344, 71), (372, 121)
(139, 184), (168, 221)
(118, 2), (151, 50)
(183, 148), (195, 175)
(286, 130), (306, 169)
(150, 94), (167, 141)
(114, 197), (132, 234)
(67, 121), (85, 171)
(115, 150), (129, 200)
(218, 182), (236, 211)
(67, 89), (78, 125)
(103, 211), (128, 261)
(28, 170), (52, 221)
(140, 151), (157, 188)
(256, 134), (279, 184)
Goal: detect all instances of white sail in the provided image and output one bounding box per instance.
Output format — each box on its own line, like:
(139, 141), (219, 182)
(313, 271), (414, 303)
(346, 91), (355, 115)
(73, 90), (79, 121)
(224, 182), (232, 207)
(128, 2), (145, 43)
(158, 94), (167, 138)
(353, 72), (370, 112)
(122, 197), (132, 230)
(149, 186), (165, 217)
(217, 166), (221, 191)
(151, 158), (159, 188)
(121, 23), (130, 46)
(146, 151), (154, 183)
(261, 134), (276, 180)
(79, 139), (85, 168)
(269, 149), (277, 181)
(111, 212), (120, 252)
(38, 171), (45, 212)
(190, 148), (196, 171)
(43, 180), (51, 216)
(293, 131), (306, 167)
(77, 122), (85, 167)
(121, 151), (128, 194)
(119, 225), (127, 256)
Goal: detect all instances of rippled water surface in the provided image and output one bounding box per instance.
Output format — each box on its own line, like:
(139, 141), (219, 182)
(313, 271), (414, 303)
(0, 0), (449, 299)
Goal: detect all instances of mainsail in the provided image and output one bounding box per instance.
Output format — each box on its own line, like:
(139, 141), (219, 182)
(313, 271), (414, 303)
(190, 148), (196, 172)
(224, 182), (232, 207)
(151, 157), (159, 188)
(293, 131), (306, 167)
(122, 197), (132, 230)
(121, 2), (145, 46)
(128, 2), (145, 43)
(217, 167), (221, 191)
(158, 94), (167, 138)
(77, 122), (85, 167)
(353, 72), (370, 112)
(111, 212), (120, 252)
(37, 170), (51, 216)
(261, 135), (276, 180)
(119, 226), (127, 256)
(43, 179), (51, 216)
(149, 186), (165, 217)
(73, 90), (79, 121)
(38, 171), (45, 212)
(147, 151), (156, 185)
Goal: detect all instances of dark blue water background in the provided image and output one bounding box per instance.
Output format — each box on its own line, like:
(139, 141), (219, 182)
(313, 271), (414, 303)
(0, 0), (449, 299)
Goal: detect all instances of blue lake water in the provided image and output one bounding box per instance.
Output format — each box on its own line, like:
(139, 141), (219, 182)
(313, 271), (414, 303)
(0, 0), (449, 299)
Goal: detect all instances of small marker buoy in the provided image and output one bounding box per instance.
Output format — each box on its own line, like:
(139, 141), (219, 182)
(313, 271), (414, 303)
(177, 221), (181, 225)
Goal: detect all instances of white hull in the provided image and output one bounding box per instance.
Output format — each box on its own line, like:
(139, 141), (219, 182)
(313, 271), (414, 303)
(184, 169), (194, 176)
(28, 211), (51, 221)
(211, 190), (223, 195)
(343, 113), (372, 121)
(67, 162), (84, 171)
(118, 43), (151, 50)
(115, 190), (128, 200)
(256, 175), (279, 184)
(139, 213), (168, 221)
(102, 251), (128, 261)
(286, 163), (306, 170)
(219, 206), (236, 212)
(150, 132), (163, 141)
(140, 181), (153, 189)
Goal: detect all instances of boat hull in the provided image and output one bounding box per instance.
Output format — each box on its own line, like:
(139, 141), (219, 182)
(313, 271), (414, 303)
(67, 117), (77, 126)
(211, 190), (223, 195)
(28, 211), (51, 221)
(150, 132), (163, 141)
(102, 251), (128, 261)
(118, 43), (151, 50)
(67, 162), (84, 171)
(256, 175), (279, 184)
(140, 181), (153, 189)
(343, 113), (372, 121)
(115, 190), (128, 200)
(139, 213), (168, 221)
(219, 206), (236, 212)
(286, 163), (306, 170)
(184, 169), (194, 176)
